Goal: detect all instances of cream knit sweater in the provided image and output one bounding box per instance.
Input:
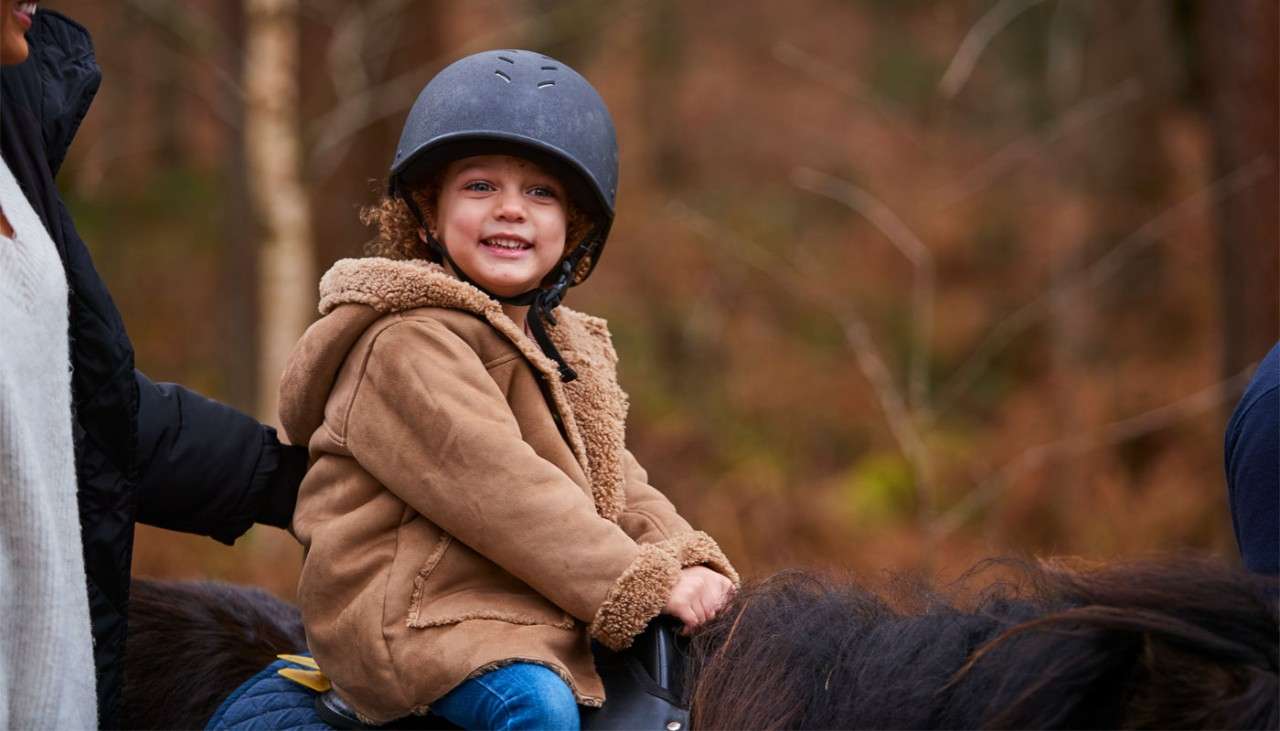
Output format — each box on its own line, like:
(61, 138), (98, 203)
(0, 155), (97, 728)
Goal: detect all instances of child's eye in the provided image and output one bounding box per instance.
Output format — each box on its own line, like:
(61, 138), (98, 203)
(528, 186), (557, 199)
(464, 181), (495, 192)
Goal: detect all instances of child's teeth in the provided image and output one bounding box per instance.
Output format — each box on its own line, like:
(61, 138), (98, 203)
(486, 238), (526, 249)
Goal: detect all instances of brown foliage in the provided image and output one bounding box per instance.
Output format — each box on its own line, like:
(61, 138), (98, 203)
(43, 0), (1276, 586)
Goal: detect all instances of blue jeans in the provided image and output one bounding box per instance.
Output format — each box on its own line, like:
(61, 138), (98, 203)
(432, 662), (581, 731)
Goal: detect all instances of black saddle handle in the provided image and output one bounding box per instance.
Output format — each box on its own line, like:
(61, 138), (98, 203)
(315, 616), (691, 731)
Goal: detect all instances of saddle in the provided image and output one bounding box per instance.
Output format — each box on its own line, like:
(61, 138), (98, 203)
(208, 618), (690, 731)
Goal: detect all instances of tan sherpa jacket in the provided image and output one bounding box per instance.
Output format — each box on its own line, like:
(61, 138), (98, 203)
(279, 257), (738, 723)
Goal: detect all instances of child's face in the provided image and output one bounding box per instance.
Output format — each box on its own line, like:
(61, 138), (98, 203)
(432, 154), (569, 298)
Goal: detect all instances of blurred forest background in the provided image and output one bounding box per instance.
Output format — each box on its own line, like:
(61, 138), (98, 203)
(42, 0), (1278, 599)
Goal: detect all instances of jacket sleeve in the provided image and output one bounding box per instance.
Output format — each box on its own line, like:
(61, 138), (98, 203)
(344, 318), (684, 649)
(618, 449), (740, 585)
(134, 371), (308, 544)
(1224, 348), (1279, 575)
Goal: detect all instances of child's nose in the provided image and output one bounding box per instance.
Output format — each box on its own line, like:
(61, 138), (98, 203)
(493, 190), (526, 221)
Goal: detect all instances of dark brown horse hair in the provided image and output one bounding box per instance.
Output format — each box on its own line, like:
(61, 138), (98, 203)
(687, 556), (1279, 729)
(122, 557), (1277, 730)
(123, 578), (306, 729)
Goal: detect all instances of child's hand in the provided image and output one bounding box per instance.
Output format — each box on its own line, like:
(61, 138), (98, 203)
(663, 565), (735, 635)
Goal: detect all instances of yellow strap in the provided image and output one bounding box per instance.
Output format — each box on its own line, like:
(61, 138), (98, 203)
(276, 654), (320, 670)
(277, 667), (332, 693)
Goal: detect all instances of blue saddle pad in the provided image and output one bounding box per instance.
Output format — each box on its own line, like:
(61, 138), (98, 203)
(206, 655), (331, 731)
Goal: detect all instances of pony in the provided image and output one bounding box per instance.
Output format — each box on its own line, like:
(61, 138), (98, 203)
(123, 557), (1278, 730)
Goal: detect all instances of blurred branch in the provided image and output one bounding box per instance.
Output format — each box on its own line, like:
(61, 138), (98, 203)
(76, 5), (246, 182)
(73, 129), (167, 196)
(932, 364), (1256, 540)
(938, 0), (1050, 99)
(95, 42), (242, 131)
(306, 70), (422, 179)
(307, 0), (644, 180)
(299, 0), (345, 24)
(1045, 0), (1086, 105)
(323, 0), (411, 102)
(792, 167), (935, 417)
(771, 41), (924, 149)
(933, 155), (1274, 419)
(666, 200), (934, 524)
(325, 4), (374, 101)
(357, 0), (415, 82)
(126, 0), (237, 54)
(123, 0), (245, 112)
(934, 77), (1144, 209)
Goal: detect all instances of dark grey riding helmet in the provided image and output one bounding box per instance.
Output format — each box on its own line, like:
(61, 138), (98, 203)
(387, 49), (619, 382)
(389, 48), (618, 289)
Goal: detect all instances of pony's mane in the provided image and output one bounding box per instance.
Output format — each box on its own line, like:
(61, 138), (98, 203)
(688, 557), (1279, 730)
(123, 579), (306, 729)
(121, 558), (1277, 729)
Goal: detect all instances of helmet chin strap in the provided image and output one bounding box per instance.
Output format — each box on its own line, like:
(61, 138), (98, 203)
(399, 186), (589, 383)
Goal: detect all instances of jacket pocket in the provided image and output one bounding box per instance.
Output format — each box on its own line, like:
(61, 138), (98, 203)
(406, 532), (453, 625)
(405, 536), (575, 630)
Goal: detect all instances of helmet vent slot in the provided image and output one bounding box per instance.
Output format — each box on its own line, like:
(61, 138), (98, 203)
(498, 55), (515, 64)
(540, 65), (557, 71)
(537, 80), (556, 88)
(494, 70), (512, 83)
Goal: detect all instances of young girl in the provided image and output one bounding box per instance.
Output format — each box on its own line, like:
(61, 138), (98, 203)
(279, 50), (738, 729)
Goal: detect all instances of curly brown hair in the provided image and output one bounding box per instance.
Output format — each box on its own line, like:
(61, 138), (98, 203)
(360, 177), (597, 283)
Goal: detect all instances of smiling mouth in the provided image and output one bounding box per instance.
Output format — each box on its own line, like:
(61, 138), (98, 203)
(16, 2), (37, 18)
(481, 236), (533, 251)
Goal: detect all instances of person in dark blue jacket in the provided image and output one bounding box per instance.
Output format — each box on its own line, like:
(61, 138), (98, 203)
(1225, 341), (1279, 576)
(0, 10), (307, 727)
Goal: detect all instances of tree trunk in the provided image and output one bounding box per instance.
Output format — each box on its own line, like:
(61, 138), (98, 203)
(244, 0), (315, 427)
(220, 0), (257, 414)
(1201, 0), (1280, 385)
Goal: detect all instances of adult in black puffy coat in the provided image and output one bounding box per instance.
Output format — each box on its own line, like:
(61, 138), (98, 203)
(0, 10), (308, 727)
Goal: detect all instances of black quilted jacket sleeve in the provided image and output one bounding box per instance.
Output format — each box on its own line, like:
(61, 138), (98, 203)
(135, 371), (308, 543)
